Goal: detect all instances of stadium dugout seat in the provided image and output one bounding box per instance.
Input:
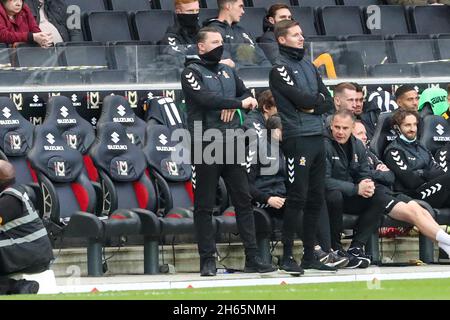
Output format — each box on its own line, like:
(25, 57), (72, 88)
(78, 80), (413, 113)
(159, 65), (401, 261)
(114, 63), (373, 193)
(369, 112), (396, 159)
(390, 34), (437, 64)
(201, 0), (219, 8)
(248, 0), (291, 9)
(109, 41), (154, 72)
(291, 7), (319, 36)
(63, 0), (107, 12)
(132, 10), (175, 43)
(199, 8), (219, 24)
(238, 7), (267, 40)
(368, 63), (417, 78)
(365, 5), (410, 37)
(417, 62), (450, 77)
(411, 5), (450, 35)
(97, 95), (146, 147)
(88, 70), (134, 84)
(12, 46), (60, 67)
(153, 0), (174, 10)
(57, 42), (110, 69)
(90, 122), (194, 274)
(107, 0), (151, 11)
(297, 0), (337, 7)
(437, 36), (450, 60)
(85, 11), (134, 42)
(0, 97), (36, 186)
(318, 6), (366, 36)
(28, 124), (141, 276)
(340, 0), (383, 5)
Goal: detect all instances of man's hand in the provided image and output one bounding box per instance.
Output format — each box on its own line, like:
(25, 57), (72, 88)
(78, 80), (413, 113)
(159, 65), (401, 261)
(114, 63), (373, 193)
(220, 59), (235, 68)
(241, 97), (258, 110)
(268, 196), (286, 209)
(33, 32), (53, 48)
(358, 179), (375, 198)
(376, 164), (390, 172)
(221, 109), (236, 123)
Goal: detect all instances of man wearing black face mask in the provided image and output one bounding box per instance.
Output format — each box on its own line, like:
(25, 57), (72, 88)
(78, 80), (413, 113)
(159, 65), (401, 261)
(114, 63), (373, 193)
(0, 160), (53, 295)
(159, 0), (201, 66)
(181, 27), (276, 277)
(269, 20), (334, 272)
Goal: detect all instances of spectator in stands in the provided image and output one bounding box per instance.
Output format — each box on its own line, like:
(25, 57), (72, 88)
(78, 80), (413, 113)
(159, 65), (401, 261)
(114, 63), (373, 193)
(395, 85), (419, 112)
(243, 89), (277, 135)
(0, 0), (52, 46)
(0, 160), (53, 295)
(25, 0), (82, 43)
(269, 20), (335, 272)
(351, 82), (364, 117)
(418, 87), (449, 119)
(325, 110), (397, 268)
(333, 82), (358, 113)
(203, 0), (270, 68)
(359, 89), (398, 141)
(159, 0), (201, 65)
(181, 27), (276, 276)
(353, 119), (450, 259)
(258, 3), (292, 64)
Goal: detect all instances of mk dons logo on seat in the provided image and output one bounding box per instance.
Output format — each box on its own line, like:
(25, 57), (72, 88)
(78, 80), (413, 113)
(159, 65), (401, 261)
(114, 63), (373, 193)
(108, 132), (127, 150)
(66, 134), (78, 149)
(117, 160), (128, 176)
(9, 135), (21, 150)
(0, 107), (19, 125)
(54, 161), (66, 177)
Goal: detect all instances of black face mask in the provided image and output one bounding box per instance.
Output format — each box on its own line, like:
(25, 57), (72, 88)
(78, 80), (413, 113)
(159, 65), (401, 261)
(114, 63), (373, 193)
(199, 45), (224, 65)
(177, 13), (199, 29)
(279, 44), (305, 61)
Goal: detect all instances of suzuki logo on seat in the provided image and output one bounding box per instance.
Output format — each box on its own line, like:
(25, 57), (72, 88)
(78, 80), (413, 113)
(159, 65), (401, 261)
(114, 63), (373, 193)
(437, 124), (445, 136)
(46, 133), (55, 145)
(117, 105), (126, 117)
(159, 134), (168, 145)
(111, 132), (120, 144)
(60, 106), (69, 118)
(2, 107), (11, 118)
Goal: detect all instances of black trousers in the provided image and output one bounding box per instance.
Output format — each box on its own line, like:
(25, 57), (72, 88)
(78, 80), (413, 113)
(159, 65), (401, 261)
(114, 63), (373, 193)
(281, 136), (326, 261)
(192, 162), (257, 261)
(326, 186), (397, 250)
(413, 174), (450, 208)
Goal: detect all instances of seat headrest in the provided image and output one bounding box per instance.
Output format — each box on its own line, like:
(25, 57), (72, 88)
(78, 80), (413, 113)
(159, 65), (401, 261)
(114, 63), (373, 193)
(97, 95), (146, 147)
(419, 115), (450, 154)
(0, 97), (34, 157)
(89, 122), (147, 182)
(27, 125), (83, 182)
(418, 87), (448, 116)
(145, 97), (185, 129)
(43, 95), (95, 154)
(369, 112), (397, 158)
(143, 123), (191, 182)
(366, 90), (398, 113)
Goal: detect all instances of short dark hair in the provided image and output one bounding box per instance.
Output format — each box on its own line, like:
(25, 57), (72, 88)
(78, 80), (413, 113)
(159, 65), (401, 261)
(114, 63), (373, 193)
(391, 108), (419, 128)
(274, 20), (300, 43)
(217, 0), (238, 10)
(350, 82), (363, 93)
(267, 3), (290, 18)
(196, 27), (220, 43)
(331, 109), (356, 123)
(395, 85), (417, 101)
(266, 114), (282, 131)
(334, 82), (357, 96)
(257, 89), (276, 112)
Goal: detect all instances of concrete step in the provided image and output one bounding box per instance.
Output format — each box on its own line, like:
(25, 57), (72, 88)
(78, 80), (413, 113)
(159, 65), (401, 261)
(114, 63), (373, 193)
(50, 237), (439, 277)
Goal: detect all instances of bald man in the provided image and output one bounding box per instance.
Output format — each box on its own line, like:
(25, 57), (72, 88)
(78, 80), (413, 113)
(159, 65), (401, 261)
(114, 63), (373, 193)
(0, 160), (53, 295)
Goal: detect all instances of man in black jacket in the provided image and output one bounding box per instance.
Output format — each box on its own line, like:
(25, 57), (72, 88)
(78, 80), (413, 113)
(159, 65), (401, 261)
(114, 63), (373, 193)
(181, 27), (276, 276)
(258, 3), (292, 64)
(25, 0), (82, 43)
(203, 0), (270, 68)
(269, 20), (334, 272)
(0, 160), (53, 295)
